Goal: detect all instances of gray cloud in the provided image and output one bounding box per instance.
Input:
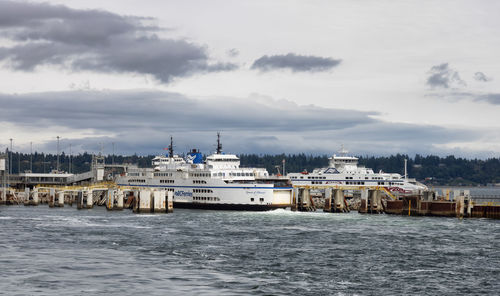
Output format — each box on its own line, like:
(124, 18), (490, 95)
(226, 48), (239, 57)
(0, 90), (485, 157)
(473, 72), (492, 82)
(251, 53), (341, 72)
(0, 1), (236, 83)
(476, 93), (500, 105)
(426, 63), (466, 88)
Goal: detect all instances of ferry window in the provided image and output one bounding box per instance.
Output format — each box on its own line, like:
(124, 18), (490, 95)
(237, 173), (241, 176)
(251, 198), (254, 202)
(259, 198), (264, 202)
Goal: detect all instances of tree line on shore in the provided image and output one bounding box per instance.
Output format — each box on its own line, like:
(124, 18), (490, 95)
(2, 151), (499, 186)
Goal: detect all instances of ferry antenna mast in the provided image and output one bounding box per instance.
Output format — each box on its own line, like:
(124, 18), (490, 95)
(216, 132), (222, 154)
(168, 136), (174, 158)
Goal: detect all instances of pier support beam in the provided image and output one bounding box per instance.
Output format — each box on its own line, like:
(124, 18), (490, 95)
(455, 195), (465, 219)
(153, 190), (166, 213)
(106, 189), (115, 210)
(23, 188), (30, 206)
(296, 188), (315, 211)
(77, 191), (84, 209)
(0, 188), (6, 204)
(115, 190), (124, 210)
(49, 188), (56, 207)
(333, 189), (349, 213)
(32, 189), (39, 206)
(56, 191), (64, 207)
(358, 189), (369, 213)
(167, 191), (174, 213)
(323, 188), (332, 212)
(369, 190), (383, 213)
(135, 190), (152, 213)
(67, 192), (74, 206)
(86, 190), (93, 209)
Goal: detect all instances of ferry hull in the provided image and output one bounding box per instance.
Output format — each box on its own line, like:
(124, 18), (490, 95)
(174, 202), (288, 211)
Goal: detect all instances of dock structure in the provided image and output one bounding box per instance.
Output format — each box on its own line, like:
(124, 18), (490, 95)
(292, 184), (396, 213)
(0, 181), (174, 215)
(292, 184), (500, 219)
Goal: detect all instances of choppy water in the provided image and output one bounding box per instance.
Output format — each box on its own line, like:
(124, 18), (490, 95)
(1, 206), (499, 296)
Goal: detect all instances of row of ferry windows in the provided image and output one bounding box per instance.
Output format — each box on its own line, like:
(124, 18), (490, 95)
(290, 176), (387, 181)
(192, 173), (210, 177)
(160, 180), (174, 184)
(310, 181), (403, 186)
(193, 189), (213, 193)
(155, 172), (173, 177)
(193, 196), (220, 201)
(193, 180), (207, 184)
(192, 172), (254, 177)
(129, 179), (146, 183)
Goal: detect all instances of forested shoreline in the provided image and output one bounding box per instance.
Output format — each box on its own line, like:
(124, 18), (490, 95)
(3, 152), (499, 186)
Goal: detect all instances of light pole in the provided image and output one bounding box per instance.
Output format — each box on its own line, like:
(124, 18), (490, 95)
(69, 143), (72, 174)
(30, 142), (33, 172)
(9, 138), (12, 175)
(56, 136), (60, 173)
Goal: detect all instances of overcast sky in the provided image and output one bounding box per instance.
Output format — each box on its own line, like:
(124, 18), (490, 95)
(0, 0), (499, 158)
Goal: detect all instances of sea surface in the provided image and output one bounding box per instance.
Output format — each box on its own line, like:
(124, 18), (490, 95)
(0, 206), (499, 296)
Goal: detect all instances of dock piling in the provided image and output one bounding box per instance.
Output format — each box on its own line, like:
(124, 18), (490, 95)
(86, 190), (93, 209)
(56, 191), (64, 207)
(115, 189), (124, 210)
(167, 190), (174, 213)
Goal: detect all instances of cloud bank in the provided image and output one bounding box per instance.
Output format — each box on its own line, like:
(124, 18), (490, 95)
(251, 53), (341, 72)
(0, 90), (485, 157)
(0, 1), (236, 83)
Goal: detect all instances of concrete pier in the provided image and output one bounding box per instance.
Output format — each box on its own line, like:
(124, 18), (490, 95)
(86, 190), (93, 209)
(333, 189), (349, 213)
(77, 191), (84, 209)
(32, 189), (39, 205)
(135, 190), (153, 213)
(153, 190), (166, 213)
(292, 188), (315, 212)
(23, 188), (40, 206)
(0, 188), (6, 205)
(323, 188), (349, 213)
(106, 189), (115, 210)
(115, 190), (124, 210)
(56, 191), (64, 207)
(48, 188), (56, 207)
(167, 190), (174, 213)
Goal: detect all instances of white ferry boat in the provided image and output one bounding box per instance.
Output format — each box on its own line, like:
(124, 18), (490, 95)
(115, 134), (292, 210)
(288, 146), (427, 194)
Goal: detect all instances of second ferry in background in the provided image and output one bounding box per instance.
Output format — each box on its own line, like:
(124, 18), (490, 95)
(288, 146), (427, 194)
(116, 134), (292, 210)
